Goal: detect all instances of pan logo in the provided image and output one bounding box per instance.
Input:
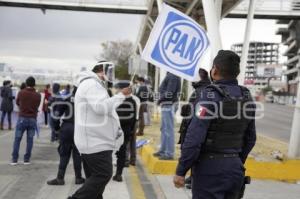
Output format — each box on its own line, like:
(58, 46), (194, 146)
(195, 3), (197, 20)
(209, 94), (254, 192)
(151, 11), (209, 75)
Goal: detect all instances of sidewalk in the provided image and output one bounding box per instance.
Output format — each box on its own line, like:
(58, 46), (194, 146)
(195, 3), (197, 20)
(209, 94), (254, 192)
(0, 128), (137, 199)
(154, 175), (300, 199)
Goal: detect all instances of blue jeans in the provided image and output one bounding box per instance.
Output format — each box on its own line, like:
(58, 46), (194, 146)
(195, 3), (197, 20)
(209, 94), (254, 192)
(12, 117), (36, 162)
(159, 104), (178, 158)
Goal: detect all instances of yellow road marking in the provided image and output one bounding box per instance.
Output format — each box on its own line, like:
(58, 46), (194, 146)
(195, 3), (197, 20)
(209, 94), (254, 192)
(128, 166), (147, 199)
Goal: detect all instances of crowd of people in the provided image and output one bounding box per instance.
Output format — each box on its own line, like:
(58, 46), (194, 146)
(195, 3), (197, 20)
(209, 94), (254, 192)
(0, 50), (257, 199)
(0, 62), (154, 199)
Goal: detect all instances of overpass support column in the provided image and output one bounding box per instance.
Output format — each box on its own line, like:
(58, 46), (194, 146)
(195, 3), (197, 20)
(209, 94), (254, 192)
(289, 81), (300, 158)
(202, 0), (223, 58)
(238, 0), (256, 85)
(154, 0), (165, 92)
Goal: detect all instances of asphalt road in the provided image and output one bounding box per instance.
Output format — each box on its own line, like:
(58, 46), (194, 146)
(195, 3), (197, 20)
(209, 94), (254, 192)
(256, 103), (295, 142)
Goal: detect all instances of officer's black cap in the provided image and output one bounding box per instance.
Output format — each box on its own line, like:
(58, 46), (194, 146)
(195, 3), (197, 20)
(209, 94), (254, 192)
(213, 50), (240, 79)
(114, 80), (131, 89)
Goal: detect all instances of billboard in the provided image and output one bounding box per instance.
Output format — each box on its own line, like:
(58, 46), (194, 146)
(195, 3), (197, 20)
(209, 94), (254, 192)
(256, 64), (283, 78)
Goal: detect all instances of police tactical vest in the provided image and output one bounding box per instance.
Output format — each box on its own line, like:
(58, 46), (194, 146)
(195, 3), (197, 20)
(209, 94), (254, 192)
(203, 84), (253, 153)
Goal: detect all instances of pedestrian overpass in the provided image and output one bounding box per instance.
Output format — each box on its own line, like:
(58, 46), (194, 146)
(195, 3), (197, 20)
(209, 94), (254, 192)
(0, 0), (148, 14)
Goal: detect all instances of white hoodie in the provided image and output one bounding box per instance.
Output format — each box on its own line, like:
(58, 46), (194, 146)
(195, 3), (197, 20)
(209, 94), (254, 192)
(74, 71), (125, 154)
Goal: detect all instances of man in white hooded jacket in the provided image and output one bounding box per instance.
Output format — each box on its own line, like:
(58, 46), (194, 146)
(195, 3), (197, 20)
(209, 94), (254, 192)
(69, 62), (131, 199)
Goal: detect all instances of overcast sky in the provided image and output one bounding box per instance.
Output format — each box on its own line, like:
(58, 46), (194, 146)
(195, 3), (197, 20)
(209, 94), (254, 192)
(0, 6), (284, 71)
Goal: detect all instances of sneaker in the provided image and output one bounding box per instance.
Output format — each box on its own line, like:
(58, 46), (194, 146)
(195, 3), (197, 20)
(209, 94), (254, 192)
(153, 152), (162, 157)
(112, 175), (123, 182)
(129, 161), (136, 166)
(75, 177), (85, 185)
(10, 161), (18, 166)
(159, 156), (174, 160)
(47, 178), (65, 186)
(23, 161), (31, 165)
(136, 132), (144, 136)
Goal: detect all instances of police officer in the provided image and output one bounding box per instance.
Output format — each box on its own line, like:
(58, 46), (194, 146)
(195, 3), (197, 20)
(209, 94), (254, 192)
(47, 86), (85, 185)
(174, 50), (256, 199)
(113, 81), (138, 182)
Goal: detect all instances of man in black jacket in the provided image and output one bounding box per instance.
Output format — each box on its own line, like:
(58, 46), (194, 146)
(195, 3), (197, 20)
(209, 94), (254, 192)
(113, 81), (138, 182)
(135, 76), (149, 136)
(47, 86), (85, 185)
(0, 80), (14, 130)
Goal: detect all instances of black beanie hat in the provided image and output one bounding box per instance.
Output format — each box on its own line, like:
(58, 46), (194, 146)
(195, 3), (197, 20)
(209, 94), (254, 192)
(26, 76), (36, 87)
(114, 80), (131, 89)
(52, 83), (60, 94)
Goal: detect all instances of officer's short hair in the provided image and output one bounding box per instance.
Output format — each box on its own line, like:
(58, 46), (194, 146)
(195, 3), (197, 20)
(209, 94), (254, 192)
(213, 50), (240, 79)
(92, 61), (105, 73)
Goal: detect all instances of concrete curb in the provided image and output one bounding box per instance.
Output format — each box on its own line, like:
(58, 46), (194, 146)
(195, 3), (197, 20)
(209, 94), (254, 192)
(139, 145), (300, 182)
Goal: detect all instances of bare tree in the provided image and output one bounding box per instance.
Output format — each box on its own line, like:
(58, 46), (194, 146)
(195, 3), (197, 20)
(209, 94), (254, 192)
(99, 40), (134, 79)
(100, 40), (133, 67)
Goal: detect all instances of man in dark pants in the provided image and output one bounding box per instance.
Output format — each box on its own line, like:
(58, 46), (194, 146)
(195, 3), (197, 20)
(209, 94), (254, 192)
(135, 76), (149, 136)
(69, 62), (131, 199)
(47, 86), (85, 186)
(1, 80), (14, 130)
(48, 83), (61, 142)
(113, 81), (137, 182)
(174, 50), (257, 199)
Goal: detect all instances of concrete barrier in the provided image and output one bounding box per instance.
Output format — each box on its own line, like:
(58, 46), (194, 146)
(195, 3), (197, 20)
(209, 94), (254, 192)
(139, 145), (300, 182)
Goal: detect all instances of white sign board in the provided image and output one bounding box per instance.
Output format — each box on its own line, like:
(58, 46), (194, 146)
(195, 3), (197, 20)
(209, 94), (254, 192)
(142, 4), (210, 81)
(256, 64), (283, 78)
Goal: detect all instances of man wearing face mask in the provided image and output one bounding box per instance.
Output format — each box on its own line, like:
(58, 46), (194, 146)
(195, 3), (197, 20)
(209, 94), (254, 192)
(69, 61), (131, 199)
(174, 50), (256, 199)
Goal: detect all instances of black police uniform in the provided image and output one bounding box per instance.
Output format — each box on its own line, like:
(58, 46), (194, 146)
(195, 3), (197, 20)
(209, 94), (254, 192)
(50, 89), (83, 183)
(176, 79), (256, 199)
(113, 96), (137, 181)
(178, 79), (211, 145)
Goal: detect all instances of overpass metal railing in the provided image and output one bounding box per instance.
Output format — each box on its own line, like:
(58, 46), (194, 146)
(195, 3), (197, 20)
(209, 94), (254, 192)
(234, 0), (293, 12)
(0, 0), (148, 8)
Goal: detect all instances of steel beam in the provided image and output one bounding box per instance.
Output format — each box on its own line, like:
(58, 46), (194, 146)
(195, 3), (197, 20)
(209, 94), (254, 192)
(185, 0), (199, 15)
(0, 0), (148, 14)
